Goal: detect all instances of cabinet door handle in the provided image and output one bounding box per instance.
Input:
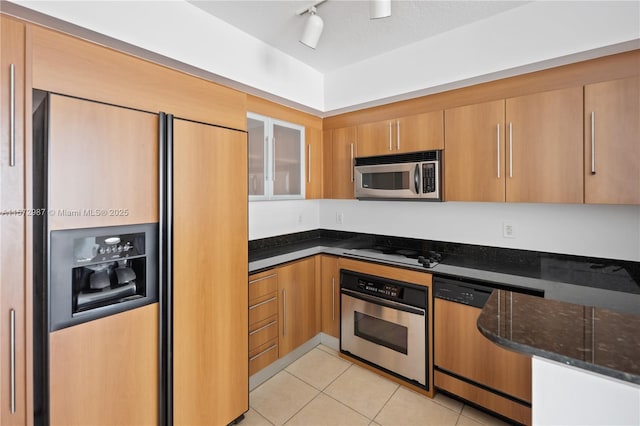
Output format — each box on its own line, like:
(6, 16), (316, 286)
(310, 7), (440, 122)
(264, 136), (270, 181)
(272, 137), (276, 181)
(396, 120), (400, 151)
(350, 143), (354, 182)
(508, 122), (513, 178)
(591, 111), (596, 174)
(307, 144), (311, 183)
(10, 64), (16, 167)
(497, 123), (501, 178)
(282, 289), (286, 336)
(388, 122), (392, 151)
(331, 277), (336, 321)
(10, 309), (16, 413)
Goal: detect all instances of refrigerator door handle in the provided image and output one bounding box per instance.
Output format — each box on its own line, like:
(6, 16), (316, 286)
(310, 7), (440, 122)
(158, 112), (174, 426)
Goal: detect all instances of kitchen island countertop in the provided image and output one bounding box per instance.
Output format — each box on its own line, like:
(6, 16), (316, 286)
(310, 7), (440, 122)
(477, 290), (640, 385)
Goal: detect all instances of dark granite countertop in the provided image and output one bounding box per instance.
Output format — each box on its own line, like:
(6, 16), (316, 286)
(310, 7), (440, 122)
(477, 290), (640, 385)
(249, 229), (640, 384)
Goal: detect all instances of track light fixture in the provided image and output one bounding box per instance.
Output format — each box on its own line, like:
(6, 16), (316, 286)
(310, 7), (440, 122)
(297, 0), (391, 50)
(299, 6), (324, 49)
(370, 0), (391, 19)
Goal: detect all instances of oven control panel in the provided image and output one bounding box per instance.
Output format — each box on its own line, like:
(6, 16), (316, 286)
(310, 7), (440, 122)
(340, 269), (427, 309)
(357, 279), (404, 298)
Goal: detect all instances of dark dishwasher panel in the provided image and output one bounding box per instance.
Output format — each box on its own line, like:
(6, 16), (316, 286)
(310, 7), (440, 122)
(434, 276), (544, 307)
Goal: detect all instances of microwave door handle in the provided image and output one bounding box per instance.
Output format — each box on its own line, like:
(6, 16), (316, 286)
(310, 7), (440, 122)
(414, 163), (420, 194)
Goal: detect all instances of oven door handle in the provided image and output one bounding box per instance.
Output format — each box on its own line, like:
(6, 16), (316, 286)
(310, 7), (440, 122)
(341, 289), (425, 316)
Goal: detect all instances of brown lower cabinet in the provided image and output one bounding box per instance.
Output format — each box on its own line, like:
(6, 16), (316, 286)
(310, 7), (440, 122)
(276, 257), (320, 357)
(248, 257), (320, 375)
(248, 255), (531, 424)
(249, 271), (279, 375)
(434, 298), (532, 425)
(320, 255), (340, 338)
(49, 304), (158, 425)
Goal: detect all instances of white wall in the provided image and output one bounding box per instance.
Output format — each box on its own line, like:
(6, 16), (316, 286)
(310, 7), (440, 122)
(533, 357), (640, 426)
(249, 200), (640, 262)
(324, 1), (640, 112)
(249, 200), (321, 240)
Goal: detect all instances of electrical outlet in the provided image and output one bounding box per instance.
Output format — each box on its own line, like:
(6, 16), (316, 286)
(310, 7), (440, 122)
(336, 212), (344, 225)
(297, 213), (303, 224)
(503, 222), (515, 238)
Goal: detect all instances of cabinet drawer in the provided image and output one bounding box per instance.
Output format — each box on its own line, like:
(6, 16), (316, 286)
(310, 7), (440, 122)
(249, 295), (278, 325)
(249, 273), (277, 301)
(249, 317), (278, 351)
(249, 338), (278, 376)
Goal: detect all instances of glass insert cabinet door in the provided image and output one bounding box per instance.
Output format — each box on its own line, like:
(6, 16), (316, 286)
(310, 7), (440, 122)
(247, 112), (305, 200)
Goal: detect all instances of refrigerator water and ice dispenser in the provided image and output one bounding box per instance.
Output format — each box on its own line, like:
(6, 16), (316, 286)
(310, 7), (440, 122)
(49, 223), (158, 331)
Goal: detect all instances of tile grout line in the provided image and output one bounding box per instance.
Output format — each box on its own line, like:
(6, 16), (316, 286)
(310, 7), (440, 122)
(320, 389), (377, 423)
(368, 382), (401, 424)
(247, 403), (277, 426)
(280, 370), (322, 426)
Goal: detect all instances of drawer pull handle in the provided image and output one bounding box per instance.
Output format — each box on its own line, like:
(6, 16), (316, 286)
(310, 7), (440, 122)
(249, 296), (276, 310)
(249, 273), (277, 285)
(249, 320), (277, 336)
(249, 344), (277, 361)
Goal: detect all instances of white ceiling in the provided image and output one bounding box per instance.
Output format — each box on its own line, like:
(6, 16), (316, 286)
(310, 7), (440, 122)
(188, 0), (528, 73)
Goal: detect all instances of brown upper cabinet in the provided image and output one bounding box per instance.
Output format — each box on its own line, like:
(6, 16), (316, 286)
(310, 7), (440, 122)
(445, 100), (506, 202)
(584, 76), (640, 205)
(31, 25), (246, 130)
(305, 126), (324, 199)
(246, 96), (323, 200)
(357, 111), (444, 157)
(47, 94), (159, 230)
(505, 87), (583, 203)
(328, 126), (358, 199)
(445, 87), (584, 203)
(0, 15), (27, 426)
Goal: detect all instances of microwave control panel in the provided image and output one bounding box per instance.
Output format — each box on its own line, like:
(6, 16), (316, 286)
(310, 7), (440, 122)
(422, 163), (436, 194)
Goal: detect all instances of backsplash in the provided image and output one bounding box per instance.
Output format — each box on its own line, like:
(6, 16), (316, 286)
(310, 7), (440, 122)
(249, 199), (640, 262)
(249, 229), (640, 295)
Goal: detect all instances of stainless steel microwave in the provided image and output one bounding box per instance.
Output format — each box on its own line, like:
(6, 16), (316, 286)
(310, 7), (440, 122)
(354, 150), (442, 200)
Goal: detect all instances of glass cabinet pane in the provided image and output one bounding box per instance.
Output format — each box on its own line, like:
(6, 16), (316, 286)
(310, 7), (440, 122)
(247, 117), (266, 197)
(273, 122), (303, 196)
(247, 113), (305, 200)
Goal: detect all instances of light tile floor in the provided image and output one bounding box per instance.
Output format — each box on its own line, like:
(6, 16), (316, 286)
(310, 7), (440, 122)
(245, 345), (511, 426)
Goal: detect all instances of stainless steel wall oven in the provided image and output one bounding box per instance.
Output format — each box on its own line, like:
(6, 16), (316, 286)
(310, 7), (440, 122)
(340, 269), (428, 388)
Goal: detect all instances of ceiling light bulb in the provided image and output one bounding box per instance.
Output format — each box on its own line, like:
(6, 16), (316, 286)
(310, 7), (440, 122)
(370, 0), (391, 19)
(300, 6), (323, 49)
